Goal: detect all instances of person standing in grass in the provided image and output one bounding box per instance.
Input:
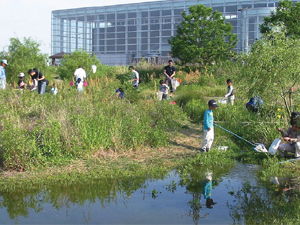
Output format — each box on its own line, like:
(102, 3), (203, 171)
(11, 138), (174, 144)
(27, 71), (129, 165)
(277, 112), (300, 158)
(76, 78), (83, 92)
(224, 79), (235, 105)
(0, 59), (8, 90)
(129, 66), (139, 90)
(73, 66), (86, 85)
(163, 60), (176, 96)
(159, 80), (169, 100)
(201, 99), (219, 152)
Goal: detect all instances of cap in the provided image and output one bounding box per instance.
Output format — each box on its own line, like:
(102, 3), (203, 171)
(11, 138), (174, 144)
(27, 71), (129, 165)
(208, 99), (219, 107)
(19, 73), (25, 77)
(1, 59), (8, 65)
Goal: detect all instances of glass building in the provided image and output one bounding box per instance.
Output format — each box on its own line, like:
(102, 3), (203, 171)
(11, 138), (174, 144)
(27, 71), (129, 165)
(51, 0), (299, 65)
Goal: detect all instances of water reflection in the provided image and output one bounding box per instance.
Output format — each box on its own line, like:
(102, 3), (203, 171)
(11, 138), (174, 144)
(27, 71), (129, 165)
(1, 163), (300, 224)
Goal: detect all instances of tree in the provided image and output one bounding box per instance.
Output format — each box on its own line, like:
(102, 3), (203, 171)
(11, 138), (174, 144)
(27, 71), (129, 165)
(57, 50), (101, 80)
(169, 4), (238, 66)
(260, 0), (300, 38)
(0, 37), (48, 82)
(237, 28), (300, 115)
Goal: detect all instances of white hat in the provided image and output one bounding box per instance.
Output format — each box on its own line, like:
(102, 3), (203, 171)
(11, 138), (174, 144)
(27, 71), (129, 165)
(19, 73), (25, 77)
(1, 59), (8, 65)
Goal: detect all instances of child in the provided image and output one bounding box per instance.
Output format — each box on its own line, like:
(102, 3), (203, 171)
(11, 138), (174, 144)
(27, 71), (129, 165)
(277, 112), (300, 158)
(224, 79), (235, 105)
(51, 83), (58, 95)
(76, 78), (83, 92)
(159, 80), (169, 100)
(201, 99), (219, 152)
(115, 88), (124, 99)
(18, 73), (26, 89)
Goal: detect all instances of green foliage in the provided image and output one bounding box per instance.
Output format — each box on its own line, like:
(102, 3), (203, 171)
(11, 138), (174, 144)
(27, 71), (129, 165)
(260, 0), (300, 38)
(236, 31), (300, 115)
(0, 37), (48, 82)
(57, 50), (102, 80)
(169, 4), (238, 66)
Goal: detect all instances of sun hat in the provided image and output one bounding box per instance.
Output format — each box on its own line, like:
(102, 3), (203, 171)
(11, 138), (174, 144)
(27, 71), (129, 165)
(19, 73), (25, 77)
(1, 59), (8, 65)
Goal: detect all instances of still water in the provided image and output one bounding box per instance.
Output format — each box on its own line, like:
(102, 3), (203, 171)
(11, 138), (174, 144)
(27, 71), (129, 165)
(0, 163), (286, 224)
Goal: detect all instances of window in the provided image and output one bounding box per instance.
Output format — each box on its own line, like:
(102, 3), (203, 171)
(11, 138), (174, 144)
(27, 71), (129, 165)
(107, 40), (115, 45)
(128, 38), (137, 44)
(107, 46), (115, 51)
(141, 32), (148, 37)
(162, 24), (172, 29)
(142, 38), (148, 44)
(150, 24), (160, 30)
(213, 6), (223, 12)
(225, 5), (238, 12)
(107, 14), (115, 20)
(162, 10), (171, 16)
(150, 10), (160, 17)
(117, 33), (125, 38)
(162, 30), (171, 36)
(174, 9), (183, 15)
(141, 12), (148, 17)
(128, 12), (136, 18)
(117, 26), (125, 32)
(150, 38), (159, 43)
(141, 44), (148, 50)
(128, 45), (137, 51)
(117, 46), (125, 51)
(107, 33), (115, 38)
(117, 13), (125, 19)
(128, 32), (136, 38)
(150, 31), (159, 37)
(128, 26), (137, 31)
(117, 39), (125, 44)
(254, 3), (267, 8)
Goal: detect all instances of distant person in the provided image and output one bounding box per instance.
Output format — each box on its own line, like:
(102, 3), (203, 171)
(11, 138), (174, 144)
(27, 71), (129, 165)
(129, 66), (139, 89)
(51, 83), (58, 95)
(76, 78), (83, 92)
(224, 79), (234, 105)
(245, 96), (263, 112)
(277, 112), (300, 158)
(0, 59), (8, 90)
(115, 88), (124, 99)
(163, 60), (176, 96)
(73, 66), (86, 84)
(159, 79), (169, 100)
(28, 68), (46, 94)
(201, 99), (219, 152)
(18, 73), (26, 90)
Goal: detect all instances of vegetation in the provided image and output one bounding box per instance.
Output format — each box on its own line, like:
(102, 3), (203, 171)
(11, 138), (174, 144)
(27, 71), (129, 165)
(169, 4), (238, 66)
(260, 0), (300, 38)
(0, 37), (49, 83)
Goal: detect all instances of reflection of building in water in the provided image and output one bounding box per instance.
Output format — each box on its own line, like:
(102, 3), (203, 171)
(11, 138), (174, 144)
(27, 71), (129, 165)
(51, 0), (294, 65)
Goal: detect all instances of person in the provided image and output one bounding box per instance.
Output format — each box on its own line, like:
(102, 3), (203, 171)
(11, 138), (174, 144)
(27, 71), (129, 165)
(129, 66), (139, 89)
(115, 88), (124, 99)
(28, 68), (46, 94)
(51, 83), (58, 95)
(163, 60), (176, 95)
(245, 95), (263, 112)
(202, 173), (216, 208)
(18, 73), (26, 90)
(224, 79), (235, 105)
(159, 80), (169, 100)
(201, 99), (219, 152)
(76, 78), (83, 92)
(0, 59), (8, 90)
(277, 112), (300, 158)
(73, 66), (86, 85)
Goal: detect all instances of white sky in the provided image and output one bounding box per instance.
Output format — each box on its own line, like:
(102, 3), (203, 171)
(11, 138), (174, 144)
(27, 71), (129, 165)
(0, 0), (159, 55)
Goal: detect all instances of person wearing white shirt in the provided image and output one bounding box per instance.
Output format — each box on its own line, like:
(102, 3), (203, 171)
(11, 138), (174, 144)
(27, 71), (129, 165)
(73, 66), (86, 83)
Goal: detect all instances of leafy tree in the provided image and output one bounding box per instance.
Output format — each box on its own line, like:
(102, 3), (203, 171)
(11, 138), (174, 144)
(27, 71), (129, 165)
(237, 28), (300, 115)
(169, 4), (238, 66)
(57, 50), (101, 80)
(0, 37), (48, 82)
(260, 0), (300, 38)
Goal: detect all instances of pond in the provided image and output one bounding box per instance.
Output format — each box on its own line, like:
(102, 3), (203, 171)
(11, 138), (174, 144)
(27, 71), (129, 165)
(0, 162), (298, 224)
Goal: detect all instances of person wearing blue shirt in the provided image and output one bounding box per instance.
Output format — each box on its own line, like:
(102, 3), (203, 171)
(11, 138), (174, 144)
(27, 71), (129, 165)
(0, 59), (8, 90)
(201, 99), (219, 152)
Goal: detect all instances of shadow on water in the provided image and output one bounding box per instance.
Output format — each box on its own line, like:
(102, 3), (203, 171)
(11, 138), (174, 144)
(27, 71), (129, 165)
(1, 163), (300, 224)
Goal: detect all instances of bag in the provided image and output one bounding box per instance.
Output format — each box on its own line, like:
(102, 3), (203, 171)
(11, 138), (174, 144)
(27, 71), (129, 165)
(83, 80), (88, 86)
(157, 91), (163, 101)
(171, 78), (180, 91)
(268, 138), (281, 155)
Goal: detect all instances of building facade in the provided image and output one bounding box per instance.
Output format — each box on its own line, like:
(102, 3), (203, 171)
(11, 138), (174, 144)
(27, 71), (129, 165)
(51, 0), (298, 65)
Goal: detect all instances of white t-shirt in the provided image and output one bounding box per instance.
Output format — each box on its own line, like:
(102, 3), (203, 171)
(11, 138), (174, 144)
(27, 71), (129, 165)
(132, 70), (139, 86)
(74, 68), (86, 81)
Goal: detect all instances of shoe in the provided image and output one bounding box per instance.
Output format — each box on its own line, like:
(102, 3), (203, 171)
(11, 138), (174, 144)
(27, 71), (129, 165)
(200, 148), (206, 153)
(206, 148), (210, 152)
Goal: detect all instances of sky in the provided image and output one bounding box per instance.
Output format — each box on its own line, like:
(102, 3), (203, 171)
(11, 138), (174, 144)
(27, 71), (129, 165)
(0, 0), (159, 55)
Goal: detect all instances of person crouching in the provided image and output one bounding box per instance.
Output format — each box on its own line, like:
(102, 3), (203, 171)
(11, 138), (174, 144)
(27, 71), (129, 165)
(277, 113), (300, 158)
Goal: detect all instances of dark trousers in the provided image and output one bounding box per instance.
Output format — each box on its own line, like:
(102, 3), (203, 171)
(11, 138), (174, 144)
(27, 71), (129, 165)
(162, 93), (168, 100)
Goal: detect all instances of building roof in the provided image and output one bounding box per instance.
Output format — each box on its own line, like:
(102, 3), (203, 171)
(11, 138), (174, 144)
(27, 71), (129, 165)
(49, 52), (71, 59)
